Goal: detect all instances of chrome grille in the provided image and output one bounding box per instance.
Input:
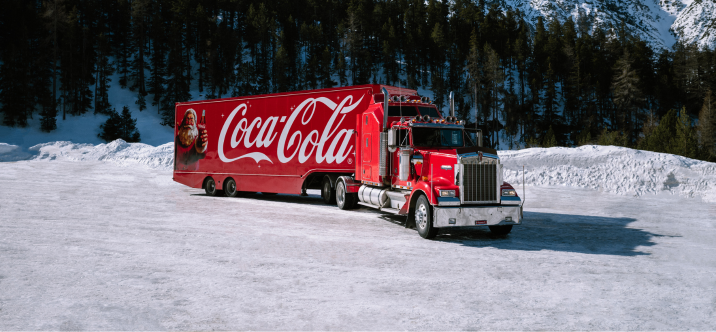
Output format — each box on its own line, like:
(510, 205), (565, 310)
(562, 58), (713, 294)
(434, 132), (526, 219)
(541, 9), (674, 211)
(458, 157), (500, 204)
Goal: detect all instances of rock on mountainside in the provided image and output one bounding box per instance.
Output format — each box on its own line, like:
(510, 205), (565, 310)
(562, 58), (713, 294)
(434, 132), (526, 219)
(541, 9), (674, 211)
(490, 0), (714, 50)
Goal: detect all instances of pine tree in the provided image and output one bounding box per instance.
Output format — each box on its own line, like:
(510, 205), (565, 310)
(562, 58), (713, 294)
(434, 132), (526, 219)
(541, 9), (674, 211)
(639, 109), (678, 153)
(39, 106), (58, 132)
(42, 0), (68, 119)
(130, 0), (150, 111)
(147, 2), (166, 113)
(675, 107), (698, 158)
(114, 0), (131, 89)
(94, 33), (113, 115)
(119, 106), (141, 142)
(466, 28), (484, 126)
(484, 44), (504, 148)
(98, 108), (122, 141)
(162, 22), (190, 127)
(320, 46), (334, 88)
(542, 125), (557, 147)
(98, 106), (140, 142)
(697, 89), (716, 159)
(612, 51), (644, 142)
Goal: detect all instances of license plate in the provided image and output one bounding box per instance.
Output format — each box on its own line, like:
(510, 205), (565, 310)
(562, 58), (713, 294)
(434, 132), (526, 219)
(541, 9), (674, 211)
(475, 220), (487, 225)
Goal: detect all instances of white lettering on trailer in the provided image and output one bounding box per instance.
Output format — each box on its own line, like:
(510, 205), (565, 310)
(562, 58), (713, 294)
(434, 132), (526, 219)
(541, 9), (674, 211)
(218, 95), (362, 164)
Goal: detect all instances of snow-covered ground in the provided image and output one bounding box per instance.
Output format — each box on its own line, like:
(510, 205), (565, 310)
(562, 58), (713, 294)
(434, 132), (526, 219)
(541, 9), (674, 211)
(1, 141), (715, 329)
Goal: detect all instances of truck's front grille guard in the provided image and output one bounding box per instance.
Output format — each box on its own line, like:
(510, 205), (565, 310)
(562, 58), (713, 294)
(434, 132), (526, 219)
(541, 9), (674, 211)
(458, 160), (500, 204)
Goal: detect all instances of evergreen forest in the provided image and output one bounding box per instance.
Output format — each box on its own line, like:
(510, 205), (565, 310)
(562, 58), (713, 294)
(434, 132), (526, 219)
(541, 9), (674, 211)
(1, 0), (715, 160)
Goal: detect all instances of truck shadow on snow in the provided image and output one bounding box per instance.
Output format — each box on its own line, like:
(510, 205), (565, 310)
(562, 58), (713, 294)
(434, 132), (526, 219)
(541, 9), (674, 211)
(194, 193), (669, 256)
(430, 211), (673, 256)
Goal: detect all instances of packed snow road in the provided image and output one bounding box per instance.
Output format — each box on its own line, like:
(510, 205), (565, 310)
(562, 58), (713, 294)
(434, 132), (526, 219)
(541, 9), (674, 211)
(1, 160), (715, 330)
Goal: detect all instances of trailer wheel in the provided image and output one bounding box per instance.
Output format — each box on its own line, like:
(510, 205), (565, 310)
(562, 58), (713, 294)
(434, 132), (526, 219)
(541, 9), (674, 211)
(336, 180), (356, 210)
(415, 195), (438, 239)
(321, 178), (336, 205)
(204, 177), (220, 196)
(224, 178), (238, 197)
(489, 225), (513, 237)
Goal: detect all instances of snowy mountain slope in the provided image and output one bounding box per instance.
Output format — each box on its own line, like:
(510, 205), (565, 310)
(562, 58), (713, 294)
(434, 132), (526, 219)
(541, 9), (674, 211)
(494, 0), (714, 49)
(2, 140), (714, 202)
(671, 0), (716, 48)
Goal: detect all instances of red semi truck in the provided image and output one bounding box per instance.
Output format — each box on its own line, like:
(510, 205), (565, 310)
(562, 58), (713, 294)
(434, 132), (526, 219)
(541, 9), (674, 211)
(173, 84), (522, 238)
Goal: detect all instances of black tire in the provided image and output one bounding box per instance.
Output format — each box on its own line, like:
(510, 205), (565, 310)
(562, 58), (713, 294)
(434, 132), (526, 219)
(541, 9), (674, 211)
(489, 225), (513, 237)
(224, 178), (238, 197)
(336, 180), (356, 210)
(321, 178), (336, 205)
(415, 195), (438, 239)
(204, 177), (220, 196)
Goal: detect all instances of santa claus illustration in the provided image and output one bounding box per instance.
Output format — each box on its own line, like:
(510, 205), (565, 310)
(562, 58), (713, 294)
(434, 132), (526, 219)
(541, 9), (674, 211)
(175, 108), (208, 170)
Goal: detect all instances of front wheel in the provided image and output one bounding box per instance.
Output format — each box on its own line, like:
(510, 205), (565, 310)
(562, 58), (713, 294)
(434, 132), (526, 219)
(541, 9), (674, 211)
(415, 195), (438, 239)
(489, 225), (513, 237)
(336, 180), (356, 210)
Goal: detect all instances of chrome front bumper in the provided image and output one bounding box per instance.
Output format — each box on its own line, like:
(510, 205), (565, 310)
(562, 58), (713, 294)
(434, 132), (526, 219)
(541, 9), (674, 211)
(433, 205), (522, 228)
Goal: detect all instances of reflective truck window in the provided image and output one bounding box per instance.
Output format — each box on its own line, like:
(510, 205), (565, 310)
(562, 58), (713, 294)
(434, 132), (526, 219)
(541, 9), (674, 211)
(417, 107), (441, 118)
(412, 128), (464, 147)
(388, 106), (418, 117)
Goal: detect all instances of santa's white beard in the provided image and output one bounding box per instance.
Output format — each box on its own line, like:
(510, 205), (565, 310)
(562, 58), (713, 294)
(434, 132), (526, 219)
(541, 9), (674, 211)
(178, 125), (198, 147)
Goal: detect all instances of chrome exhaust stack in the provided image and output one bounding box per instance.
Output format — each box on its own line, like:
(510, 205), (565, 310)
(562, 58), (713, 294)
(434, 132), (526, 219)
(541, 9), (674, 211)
(382, 87), (389, 131)
(380, 88), (389, 178)
(449, 91), (455, 117)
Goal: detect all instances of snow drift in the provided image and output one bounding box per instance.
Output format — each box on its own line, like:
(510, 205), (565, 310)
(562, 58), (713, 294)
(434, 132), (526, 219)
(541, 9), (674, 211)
(21, 140), (174, 170)
(500, 145), (716, 203)
(2, 140), (715, 202)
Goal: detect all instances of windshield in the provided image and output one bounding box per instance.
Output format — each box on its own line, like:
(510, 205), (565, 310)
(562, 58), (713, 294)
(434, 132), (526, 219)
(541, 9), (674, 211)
(388, 106), (418, 117)
(417, 107), (441, 118)
(412, 127), (464, 147)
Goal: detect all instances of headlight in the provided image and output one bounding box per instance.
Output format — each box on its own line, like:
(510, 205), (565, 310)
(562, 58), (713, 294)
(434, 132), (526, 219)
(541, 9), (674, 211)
(501, 189), (516, 196)
(440, 190), (456, 197)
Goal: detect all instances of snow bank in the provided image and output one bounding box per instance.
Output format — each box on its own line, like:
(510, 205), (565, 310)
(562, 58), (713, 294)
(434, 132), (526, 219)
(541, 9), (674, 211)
(28, 140), (174, 170)
(3, 140), (715, 202)
(500, 145), (716, 202)
(0, 143), (34, 162)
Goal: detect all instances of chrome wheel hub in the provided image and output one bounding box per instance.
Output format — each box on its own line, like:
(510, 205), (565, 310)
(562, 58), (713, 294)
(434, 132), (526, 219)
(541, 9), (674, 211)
(336, 183), (345, 206)
(416, 203), (428, 229)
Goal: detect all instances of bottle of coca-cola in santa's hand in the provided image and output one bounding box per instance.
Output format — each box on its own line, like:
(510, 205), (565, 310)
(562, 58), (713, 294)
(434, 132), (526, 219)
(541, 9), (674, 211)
(197, 109), (206, 131)
(196, 110), (207, 153)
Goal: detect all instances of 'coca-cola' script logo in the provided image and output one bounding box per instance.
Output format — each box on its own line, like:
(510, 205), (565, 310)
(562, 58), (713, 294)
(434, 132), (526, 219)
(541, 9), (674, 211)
(218, 95), (363, 164)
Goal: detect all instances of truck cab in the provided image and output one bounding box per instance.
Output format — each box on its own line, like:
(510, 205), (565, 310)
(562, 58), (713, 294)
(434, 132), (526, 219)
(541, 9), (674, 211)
(337, 88), (522, 239)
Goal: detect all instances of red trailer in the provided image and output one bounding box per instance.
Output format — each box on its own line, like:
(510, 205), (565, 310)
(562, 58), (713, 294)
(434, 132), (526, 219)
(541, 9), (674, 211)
(173, 84), (522, 238)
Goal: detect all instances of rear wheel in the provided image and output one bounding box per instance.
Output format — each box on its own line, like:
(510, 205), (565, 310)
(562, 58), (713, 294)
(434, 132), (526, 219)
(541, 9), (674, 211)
(336, 180), (356, 210)
(489, 225), (513, 237)
(224, 178), (238, 197)
(321, 178), (336, 205)
(204, 177), (220, 196)
(415, 195), (438, 239)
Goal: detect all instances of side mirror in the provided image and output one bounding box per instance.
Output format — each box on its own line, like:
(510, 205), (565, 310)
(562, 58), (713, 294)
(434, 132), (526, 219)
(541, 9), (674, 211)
(388, 128), (397, 152)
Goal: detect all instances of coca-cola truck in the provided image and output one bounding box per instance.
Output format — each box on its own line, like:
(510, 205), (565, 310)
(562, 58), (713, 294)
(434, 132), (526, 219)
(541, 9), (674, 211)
(173, 84), (522, 238)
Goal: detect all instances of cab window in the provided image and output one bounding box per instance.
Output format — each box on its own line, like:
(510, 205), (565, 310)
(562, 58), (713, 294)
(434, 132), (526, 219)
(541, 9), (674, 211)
(417, 106), (441, 118)
(388, 106), (418, 117)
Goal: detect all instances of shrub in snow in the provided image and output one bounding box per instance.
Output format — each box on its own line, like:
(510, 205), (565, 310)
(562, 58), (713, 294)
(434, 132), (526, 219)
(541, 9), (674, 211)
(39, 106), (57, 132)
(98, 106), (141, 142)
